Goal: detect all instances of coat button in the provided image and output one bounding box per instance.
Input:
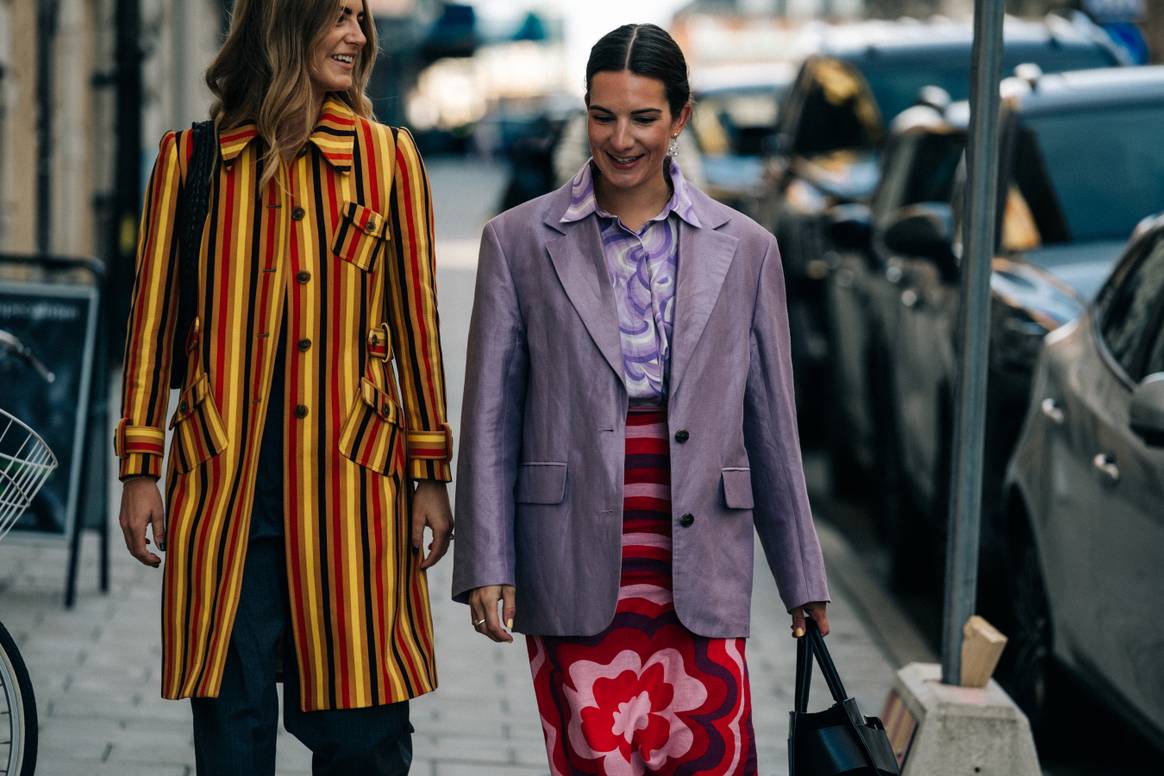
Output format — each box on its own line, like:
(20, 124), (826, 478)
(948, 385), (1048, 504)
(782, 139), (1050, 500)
(679, 513), (695, 528)
(291, 206), (306, 221)
(297, 146), (308, 158)
(297, 338), (311, 352)
(674, 429), (690, 443)
(294, 404), (309, 419)
(179, 401), (189, 413)
(296, 270), (311, 284)
(379, 404), (391, 418)
(364, 220), (378, 234)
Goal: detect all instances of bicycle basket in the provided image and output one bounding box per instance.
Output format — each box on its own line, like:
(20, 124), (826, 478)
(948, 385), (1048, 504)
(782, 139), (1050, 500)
(0, 407), (58, 543)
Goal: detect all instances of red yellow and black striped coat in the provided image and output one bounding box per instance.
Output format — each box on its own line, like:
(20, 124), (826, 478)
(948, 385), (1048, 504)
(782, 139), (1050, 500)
(114, 96), (452, 711)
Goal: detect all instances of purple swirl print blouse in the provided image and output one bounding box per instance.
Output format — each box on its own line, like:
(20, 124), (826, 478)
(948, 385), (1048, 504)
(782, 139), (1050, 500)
(560, 159), (701, 401)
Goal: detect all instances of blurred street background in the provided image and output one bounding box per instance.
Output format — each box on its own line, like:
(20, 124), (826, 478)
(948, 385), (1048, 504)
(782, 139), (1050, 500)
(2, 0), (1164, 773)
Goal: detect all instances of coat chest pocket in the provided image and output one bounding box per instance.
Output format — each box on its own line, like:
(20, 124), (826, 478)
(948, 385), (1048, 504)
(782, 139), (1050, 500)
(332, 201), (392, 271)
(168, 373), (229, 474)
(721, 467), (754, 510)
(338, 378), (405, 477)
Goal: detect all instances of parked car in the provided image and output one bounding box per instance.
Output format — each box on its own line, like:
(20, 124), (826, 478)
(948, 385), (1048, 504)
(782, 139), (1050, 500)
(1003, 213), (1164, 747)
(689, 61), (794, 214)
(757, 15), (1123, 442)
(823, 95), (967, 505)
(876, 65), (1164, 594)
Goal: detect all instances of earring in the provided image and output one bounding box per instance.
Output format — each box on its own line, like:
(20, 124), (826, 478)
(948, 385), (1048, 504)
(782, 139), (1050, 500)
(668, 135), (680, 157)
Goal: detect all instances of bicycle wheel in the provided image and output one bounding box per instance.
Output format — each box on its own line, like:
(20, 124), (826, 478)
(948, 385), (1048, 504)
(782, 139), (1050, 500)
(0, 621), (37, 776)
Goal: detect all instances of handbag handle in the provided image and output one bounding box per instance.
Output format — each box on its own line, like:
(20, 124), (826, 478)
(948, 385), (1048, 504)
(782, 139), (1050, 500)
(794, 622), (814, 714)
(805, 618), (850, 704)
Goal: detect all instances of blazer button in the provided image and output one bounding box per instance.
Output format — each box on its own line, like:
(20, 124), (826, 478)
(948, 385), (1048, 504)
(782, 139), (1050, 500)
(291, 206), (306, 221)
(294, 404), (309, 419)
(297, 338), (312, 352)
(674, 429), (690, 443)
(179, 401), (189, 413)
(679, 513), (695, 528)
(295, 270), (311, 284)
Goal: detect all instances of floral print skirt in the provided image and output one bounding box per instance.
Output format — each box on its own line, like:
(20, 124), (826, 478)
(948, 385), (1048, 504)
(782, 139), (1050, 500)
(527, 406), (758, 775)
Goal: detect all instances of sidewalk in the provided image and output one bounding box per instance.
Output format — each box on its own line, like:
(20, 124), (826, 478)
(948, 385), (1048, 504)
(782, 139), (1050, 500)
(0, 509), (913, 775)
(0, 159), (924, 775)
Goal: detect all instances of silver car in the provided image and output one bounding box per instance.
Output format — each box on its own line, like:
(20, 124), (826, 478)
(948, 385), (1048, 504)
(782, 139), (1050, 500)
(1004, 214), (1164, 746)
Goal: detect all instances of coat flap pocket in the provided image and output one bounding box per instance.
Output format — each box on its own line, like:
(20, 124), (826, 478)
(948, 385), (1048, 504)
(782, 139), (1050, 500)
(515, 462), (567, 505)
(169, 373), (212, 428)
(358, 378), (400, 426)
(721, 467), (754, 510)
(341, 201), (392, 242)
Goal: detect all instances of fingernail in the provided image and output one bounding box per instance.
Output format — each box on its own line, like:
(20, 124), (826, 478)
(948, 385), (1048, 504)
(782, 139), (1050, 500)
(506, 618), (514, 630)
(794, 626), (805, 638)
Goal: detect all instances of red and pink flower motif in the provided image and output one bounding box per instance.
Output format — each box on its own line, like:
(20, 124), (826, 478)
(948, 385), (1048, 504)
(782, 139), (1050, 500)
(564, 648), (708, 774)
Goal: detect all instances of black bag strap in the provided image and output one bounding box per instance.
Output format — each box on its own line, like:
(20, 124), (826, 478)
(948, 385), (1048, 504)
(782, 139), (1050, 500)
(171, 119), (217, 389)
(806, 618), (850, 704)
(794, 625), (814, 714)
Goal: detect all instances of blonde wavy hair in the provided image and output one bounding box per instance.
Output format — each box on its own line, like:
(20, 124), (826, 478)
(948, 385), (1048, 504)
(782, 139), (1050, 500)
(206, 0), (378, 188)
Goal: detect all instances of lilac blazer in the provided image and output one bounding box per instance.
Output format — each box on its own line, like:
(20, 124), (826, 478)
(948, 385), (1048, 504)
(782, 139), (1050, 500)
(451, 180), (829, 637)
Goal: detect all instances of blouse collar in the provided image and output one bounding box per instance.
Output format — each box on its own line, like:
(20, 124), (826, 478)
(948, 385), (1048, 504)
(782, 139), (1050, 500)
(560, 157), (702, 229)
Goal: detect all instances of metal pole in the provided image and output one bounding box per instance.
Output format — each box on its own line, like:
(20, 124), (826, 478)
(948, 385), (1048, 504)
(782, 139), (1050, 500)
(35, 0), (60, 256)
(109, 0), (142, 344)
(941, 0), (1005, 686)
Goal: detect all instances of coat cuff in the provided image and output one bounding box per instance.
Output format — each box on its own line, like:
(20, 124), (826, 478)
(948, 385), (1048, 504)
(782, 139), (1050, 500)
(406, 425), (453, 482)
(114, 419), (165, 480)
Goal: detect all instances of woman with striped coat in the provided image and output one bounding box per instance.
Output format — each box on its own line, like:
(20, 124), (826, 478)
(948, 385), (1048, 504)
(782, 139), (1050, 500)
(114, 1), (452, 773)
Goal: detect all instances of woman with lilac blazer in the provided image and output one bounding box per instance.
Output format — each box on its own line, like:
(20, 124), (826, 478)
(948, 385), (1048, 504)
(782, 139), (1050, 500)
(453, 23), (830, 775)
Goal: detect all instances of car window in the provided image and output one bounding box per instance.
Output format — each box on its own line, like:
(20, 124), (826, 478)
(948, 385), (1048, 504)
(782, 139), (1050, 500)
(872, 129), (965, 218)
(1098, 231), (1164, 382)
(784, 57), (883, 155)
(1145, 322), (1164, 377)
(692, 89), (782, 157)
(1014, 104), (1164, 244)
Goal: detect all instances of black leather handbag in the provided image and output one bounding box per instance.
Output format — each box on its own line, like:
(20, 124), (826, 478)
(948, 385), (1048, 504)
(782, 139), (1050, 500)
(788, 619), (901, 776)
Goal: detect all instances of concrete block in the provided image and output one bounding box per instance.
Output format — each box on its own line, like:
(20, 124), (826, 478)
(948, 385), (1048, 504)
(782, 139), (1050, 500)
(893, 663), (1040, 776)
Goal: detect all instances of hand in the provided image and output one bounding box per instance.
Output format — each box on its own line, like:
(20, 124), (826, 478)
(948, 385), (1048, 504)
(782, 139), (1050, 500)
(119, 477), (166, 568)
(790, 601), (830, 639)
(411, 480), (453, 570)
(468, 584), (516, 643)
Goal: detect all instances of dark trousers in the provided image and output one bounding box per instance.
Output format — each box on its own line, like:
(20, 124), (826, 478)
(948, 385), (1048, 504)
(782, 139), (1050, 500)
(191, 337), (412, 776)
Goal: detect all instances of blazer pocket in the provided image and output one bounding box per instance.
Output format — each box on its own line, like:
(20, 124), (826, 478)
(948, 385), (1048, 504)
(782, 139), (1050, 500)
(338, 378), (405, 477)
(721, 467), (754, 510)
(332, 201), (392, 271)
(168, 373), (229, 474)
(515, 462), (567, 505)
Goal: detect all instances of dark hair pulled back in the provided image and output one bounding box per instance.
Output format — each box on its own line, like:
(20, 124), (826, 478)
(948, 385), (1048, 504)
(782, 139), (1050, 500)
(585, 24), (691, 118)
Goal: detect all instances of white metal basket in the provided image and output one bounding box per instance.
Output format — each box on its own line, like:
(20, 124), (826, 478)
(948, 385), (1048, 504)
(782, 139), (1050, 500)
(0, 408), (58, 543)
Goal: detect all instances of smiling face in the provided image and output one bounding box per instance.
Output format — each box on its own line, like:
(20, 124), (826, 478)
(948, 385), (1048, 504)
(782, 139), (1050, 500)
(309, 0), (368, 96)
(586, 70), (690, 197)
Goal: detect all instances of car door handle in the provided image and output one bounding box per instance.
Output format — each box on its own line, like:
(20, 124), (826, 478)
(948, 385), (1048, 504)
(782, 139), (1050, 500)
(1092, 453), (1120, 486)
(1040, 398), (1065, 425)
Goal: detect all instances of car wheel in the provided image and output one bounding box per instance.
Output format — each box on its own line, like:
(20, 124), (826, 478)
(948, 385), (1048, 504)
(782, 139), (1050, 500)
(1004, 515), (1056, 735)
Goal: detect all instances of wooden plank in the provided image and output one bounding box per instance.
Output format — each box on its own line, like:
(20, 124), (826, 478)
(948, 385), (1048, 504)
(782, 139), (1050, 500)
(960, 615), (1008, 688)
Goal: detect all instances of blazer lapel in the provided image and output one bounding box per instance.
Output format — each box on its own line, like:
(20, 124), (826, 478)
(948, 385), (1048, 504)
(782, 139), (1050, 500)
(546, 219), (624, 383)
(669, 218), (740, 397)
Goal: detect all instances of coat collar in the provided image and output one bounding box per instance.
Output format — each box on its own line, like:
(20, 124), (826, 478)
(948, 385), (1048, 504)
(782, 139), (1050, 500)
(217, 95), (357, 172)
(542, 180), (739, 395)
